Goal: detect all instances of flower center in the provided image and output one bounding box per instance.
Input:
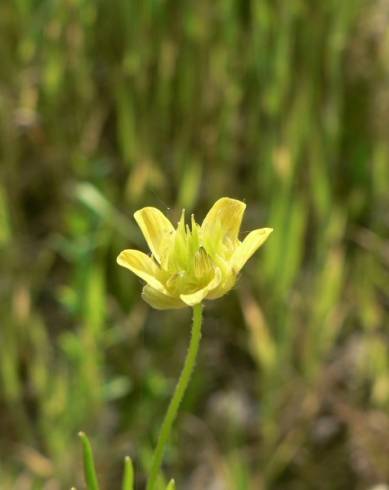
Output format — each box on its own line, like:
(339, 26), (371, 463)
(158, 212), (217, 295)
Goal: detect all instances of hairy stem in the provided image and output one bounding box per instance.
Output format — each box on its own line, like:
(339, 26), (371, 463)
(146, 304), (203, 490)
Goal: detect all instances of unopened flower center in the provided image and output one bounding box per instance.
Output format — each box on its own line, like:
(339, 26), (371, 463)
(158, 212), (218, 295)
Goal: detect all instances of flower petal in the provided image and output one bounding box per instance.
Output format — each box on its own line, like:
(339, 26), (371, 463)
(134, 207), (175, 263)
(231, 228), (273, 272)
(201, 197), (246, 242)
(117, 249), (165, 291)
(180, 268), (222, 306)
(206, 262), (237, 300)
(142, 285), (186, 310)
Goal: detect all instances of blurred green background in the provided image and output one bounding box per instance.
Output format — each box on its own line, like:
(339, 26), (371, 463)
(1, 0), (389, 488)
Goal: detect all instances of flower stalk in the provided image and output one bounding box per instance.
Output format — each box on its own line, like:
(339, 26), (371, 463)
(146, 303), (203, 490)
(115, 197), (273, 487)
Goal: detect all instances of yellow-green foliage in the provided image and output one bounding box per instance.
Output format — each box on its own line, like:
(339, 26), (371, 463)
(1, 0), (389, 488)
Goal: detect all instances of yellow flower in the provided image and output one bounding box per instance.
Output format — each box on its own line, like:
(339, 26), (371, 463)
(117, 197), (273, 309)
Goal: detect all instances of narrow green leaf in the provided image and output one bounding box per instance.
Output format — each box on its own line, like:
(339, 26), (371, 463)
(78, 432), (100, 490)
(165, 479), (176, 490)
(122, 456), (134, 490)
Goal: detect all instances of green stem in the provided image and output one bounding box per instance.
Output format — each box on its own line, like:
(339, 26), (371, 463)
(146, 303), (203, 490)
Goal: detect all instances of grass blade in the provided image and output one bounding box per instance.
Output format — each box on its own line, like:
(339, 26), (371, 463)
(78, 432), (100, 490)
(122, 456), (134, 490)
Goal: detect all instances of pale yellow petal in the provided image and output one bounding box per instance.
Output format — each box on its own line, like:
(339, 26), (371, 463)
(134, 207), (175, 263)
(117, 249), (165, 291)
(193, 247), (214, 279)
(231, 228), (273, 272)
(206, 271), (237, 300)
(201, 198), (246, 242)
(180, 268), (222, 306)
(142, 285), (186, 310)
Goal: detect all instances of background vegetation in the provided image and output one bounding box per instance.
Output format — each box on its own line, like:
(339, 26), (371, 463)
(1, 0), (389, 488)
